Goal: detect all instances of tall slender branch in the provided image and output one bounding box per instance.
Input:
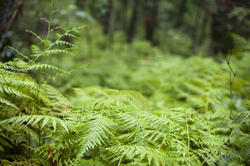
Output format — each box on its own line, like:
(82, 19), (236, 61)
(226, 52), (236, 120)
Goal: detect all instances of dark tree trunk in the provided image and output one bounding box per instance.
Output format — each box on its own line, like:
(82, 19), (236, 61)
(209, 0), (250, 54)
(117, 0), (128, 30)
(0, 0), (15, 42)
(121, 0), (128, 28)
(127, 0), (140, 43)
(144, 0), (160, 44)
(174, 0), (187, 28)
(102, 0), (113, 34)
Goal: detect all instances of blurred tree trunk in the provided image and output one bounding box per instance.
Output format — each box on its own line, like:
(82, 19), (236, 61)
(127, 0), (140, 43)
(117, 0), (128, 30)
(210, 0), (234, 54)
(121, 0), (128, 29)
(144, 0), (160, 44)
(208, 0), (250, 54)
(174, 0), (187, 28)
(0, 0), (24, 62)
(0, 0), (23, 42)
(102, 0), (113, 34)
(0, 0), (15, 42)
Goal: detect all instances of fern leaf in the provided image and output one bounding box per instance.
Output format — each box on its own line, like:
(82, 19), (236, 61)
(0, 115), (70, 132)
(118, 112), (144, 131)
(44, 49), (72, 56)
(26, 63), (68, 73)
(54, 40), (73, 47)
(107, 145), (167, 166)
(0, 85), (33, 100)
(77, 114), (117, 157)
(0, 97), (18, 109)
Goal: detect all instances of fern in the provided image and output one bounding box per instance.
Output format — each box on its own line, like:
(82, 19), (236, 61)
(1, 10), (249, 165)
(106, 145), (167, 166)
(55, 87), (228, 166)
(0, 19), (81, 165)
(0, 97), (18, 110)
(0, 115), (71, 132)
(76, 114), (117, 157)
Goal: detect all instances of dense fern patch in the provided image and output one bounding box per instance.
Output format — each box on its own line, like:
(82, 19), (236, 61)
(0, 20), (249, 166)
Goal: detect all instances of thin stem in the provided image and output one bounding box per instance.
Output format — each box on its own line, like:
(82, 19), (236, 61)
(226, 53), (236, 120)
(117, 154), (124, 166)
(225, 51), (237, 149)
(185, 109), (191, 165)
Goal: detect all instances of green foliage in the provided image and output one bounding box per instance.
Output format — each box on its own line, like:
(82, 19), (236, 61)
(36, 87), (227, 166)
(0, 20), (78, 165)
(45, 25), (249, 165)
(0, 13), (249, 166)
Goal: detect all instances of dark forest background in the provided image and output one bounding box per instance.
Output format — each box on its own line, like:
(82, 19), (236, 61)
(1, 0), (250, 58)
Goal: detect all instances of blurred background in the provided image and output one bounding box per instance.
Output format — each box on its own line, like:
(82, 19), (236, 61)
(1, 0), (250, 98)
(1, 0), (250, 93)
(1, 0), (250, 57)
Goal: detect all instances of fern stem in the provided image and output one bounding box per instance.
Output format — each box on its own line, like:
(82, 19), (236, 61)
(117, 154), (124, 166)
(226, 53), (236, 120)
(185, 109), (191, 166)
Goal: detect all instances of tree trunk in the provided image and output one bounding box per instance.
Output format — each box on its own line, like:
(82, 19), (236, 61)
(102, 0), (113, 34)
(127, 0), (140, 43)
(0, 0), (15, 42)
(144, 0), (160, 44)
(205, 0), (250, 54)
(174, 0), (187, 28)
(117, 0), (128, 30)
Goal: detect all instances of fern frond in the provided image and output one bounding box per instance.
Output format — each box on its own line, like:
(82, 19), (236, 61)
(0, 97), (18, 110)
(26, 63), (68, 73)
(25, 30), (43, 41)
(0, 115), (71, 132)
(77, 114), (117, 157)
(0, 158), (49, 166)
(1, 123), (39, 143)
(107, 145), (167, 166)
(43, 84), (72, 112)
(117, 112), (144, 131)
(54, 40), (73, 47)
(0, 132), (13, 149)
(43, 49), (73, 57)
(0, 85), (33, 100)
(0, 59), (29, 72)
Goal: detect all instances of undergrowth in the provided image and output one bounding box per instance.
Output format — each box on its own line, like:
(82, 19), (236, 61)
(0, 20), (249, 166)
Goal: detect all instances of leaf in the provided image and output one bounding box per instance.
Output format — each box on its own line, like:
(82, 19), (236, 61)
(77, 114), (117, 157)
(0, 115), (70, 132)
